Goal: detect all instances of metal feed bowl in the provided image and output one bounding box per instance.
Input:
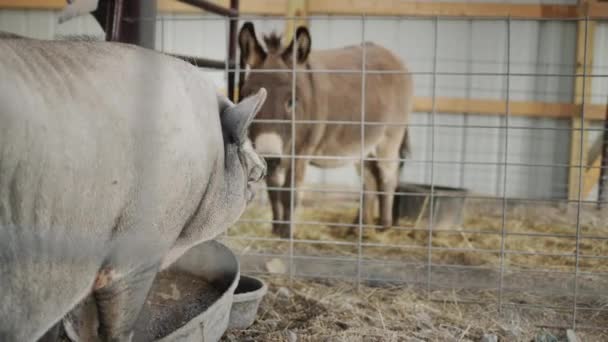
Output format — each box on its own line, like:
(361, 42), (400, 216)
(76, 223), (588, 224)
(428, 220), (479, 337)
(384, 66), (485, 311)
(392, 183), (469, 230)
(61, 240), (240, 342)
(150, 240), (240, 342)
(228, 275), (268, 330)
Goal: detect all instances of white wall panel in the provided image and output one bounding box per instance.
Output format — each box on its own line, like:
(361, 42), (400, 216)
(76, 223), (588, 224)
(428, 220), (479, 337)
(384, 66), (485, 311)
(1, 9), (605, 200)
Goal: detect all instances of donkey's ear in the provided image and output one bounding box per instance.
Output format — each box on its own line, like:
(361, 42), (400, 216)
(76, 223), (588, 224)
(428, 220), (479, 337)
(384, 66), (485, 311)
(282, 26), (311, 64)
(239, 22), (266, 67)
(221, 88), (267, 143)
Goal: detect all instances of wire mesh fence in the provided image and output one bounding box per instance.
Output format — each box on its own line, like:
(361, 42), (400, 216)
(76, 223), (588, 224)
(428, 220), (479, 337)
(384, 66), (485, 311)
(154, 13), (608, 331)
(36, 9), (607, 330)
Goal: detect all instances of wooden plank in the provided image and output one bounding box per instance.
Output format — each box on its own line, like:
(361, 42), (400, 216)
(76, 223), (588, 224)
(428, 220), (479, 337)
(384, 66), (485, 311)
(568, 18), (596, 201)
(158, 0), (287, 15)
(583, 155), (602, 198)
(283, 0), (307, 44)
(587, 135), (604, 169)
(0, 0), (64, 9)
(4, 0), (608, 18)
(307, 0), (581, 19)
(588, 2), (608, 19)
(0, 0), (288, 15)
(413, 97), (606, 120)
(3, 0), (607, 18)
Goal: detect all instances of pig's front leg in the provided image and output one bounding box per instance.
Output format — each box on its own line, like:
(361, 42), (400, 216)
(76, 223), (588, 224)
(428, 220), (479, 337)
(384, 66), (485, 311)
(62, 295), (101, 342)
(93, 264), (158, 342)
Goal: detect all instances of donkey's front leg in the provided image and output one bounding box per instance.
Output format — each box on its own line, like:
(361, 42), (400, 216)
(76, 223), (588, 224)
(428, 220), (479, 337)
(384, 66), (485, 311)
(375, 139), (403, 230)
(268, 184), (285, 237)
(93, 263), (158, 342)
(276, 159), (308, 239)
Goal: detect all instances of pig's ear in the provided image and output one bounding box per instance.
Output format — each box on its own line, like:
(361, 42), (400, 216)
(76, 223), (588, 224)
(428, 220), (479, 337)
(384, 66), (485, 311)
(221, 88), (267, 144)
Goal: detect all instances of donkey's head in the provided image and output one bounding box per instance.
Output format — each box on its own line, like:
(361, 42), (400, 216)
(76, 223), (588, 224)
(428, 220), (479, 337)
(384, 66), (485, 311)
(238, 22), (312, 185)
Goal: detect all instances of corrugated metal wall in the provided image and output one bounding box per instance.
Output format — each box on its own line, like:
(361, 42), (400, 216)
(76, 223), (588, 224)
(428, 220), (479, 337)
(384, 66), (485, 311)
(1, 8), (606, 200)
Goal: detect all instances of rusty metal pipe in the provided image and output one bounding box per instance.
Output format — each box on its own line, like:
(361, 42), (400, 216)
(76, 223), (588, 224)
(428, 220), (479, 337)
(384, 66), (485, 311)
(117, 0), (157, 48)
(227, 0), (239, 101)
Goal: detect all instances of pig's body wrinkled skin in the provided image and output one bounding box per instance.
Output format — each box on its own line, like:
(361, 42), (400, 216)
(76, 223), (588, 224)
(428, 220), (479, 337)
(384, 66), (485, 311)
(0, 36), (266, 341)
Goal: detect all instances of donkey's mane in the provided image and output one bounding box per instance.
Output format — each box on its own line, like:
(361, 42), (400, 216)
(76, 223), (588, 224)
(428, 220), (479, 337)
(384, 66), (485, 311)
(263, 32), (283, 52)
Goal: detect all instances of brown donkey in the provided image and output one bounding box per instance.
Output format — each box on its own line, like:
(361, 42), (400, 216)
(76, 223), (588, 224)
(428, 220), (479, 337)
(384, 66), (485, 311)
(239, 22), (413, 238)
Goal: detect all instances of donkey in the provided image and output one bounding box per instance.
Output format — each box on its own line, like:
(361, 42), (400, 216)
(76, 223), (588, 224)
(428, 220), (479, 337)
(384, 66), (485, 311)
(239, 22), (413, 238)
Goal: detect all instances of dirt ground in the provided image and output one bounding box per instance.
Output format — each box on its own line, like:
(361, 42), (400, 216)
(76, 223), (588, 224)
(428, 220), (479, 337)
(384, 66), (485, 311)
(228, 193), (608, 273)
(222, 275), (608, 342)
(222, 189), (608, 341)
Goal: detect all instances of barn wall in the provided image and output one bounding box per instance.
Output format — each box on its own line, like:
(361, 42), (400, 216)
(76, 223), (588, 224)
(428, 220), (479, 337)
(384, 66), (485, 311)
(1, 9), (606, 201)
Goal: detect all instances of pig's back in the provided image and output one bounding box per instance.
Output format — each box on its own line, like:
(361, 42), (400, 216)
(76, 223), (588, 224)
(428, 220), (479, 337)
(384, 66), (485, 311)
(0, 39), (220, 242)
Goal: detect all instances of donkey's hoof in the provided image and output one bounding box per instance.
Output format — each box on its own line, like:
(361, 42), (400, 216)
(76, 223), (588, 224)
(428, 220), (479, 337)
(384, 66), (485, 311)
(376, 218), (392, 232)
(272, 223), (291, 239)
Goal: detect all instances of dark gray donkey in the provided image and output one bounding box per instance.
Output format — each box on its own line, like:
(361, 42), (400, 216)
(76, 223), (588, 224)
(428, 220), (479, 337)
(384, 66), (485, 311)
(238, 22), (413, 238)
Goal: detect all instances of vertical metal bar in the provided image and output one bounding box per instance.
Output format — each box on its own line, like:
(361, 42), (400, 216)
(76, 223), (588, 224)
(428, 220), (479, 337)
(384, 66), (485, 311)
(572, 15), (590, 330)
(105, 0), (122, 42)
(356, 15), (367, 289)
(227, 0), (239, 101)
(224, 17), (230, 99)
(597, 96), (608, 209)
(117, 0), (157, 49)
(218, 17), (230, 241)
(289, 16), (297, 281)
(460, 19), (473, 189)
(498, 16), (512, 311)
(425, 16), (439, 297)
(237, 59), (245, 102)
(92, 0), (110, 33)
(160, 14), (165, 53)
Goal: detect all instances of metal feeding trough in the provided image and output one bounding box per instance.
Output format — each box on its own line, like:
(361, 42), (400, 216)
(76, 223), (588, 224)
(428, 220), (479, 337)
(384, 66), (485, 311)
(392, 182), (469, 229)
(61, 240), (241, 342)
(228, 275), (268, 330)
(135, 240), (240, 342)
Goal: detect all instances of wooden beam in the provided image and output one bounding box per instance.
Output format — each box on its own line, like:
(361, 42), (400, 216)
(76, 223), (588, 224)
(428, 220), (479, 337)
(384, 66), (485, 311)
(587, 135), (604, 169)
(0, 0), (288, 15)
(583, 155), (602, 198)
(0, 0), (64, 9)
(582, 135), (604, 198)
(283, 0), (307, 45)
(413, 97), (607, 120)
(159, 0), (287, 15)
(588, 2), (608, 19)
(3, 0), (608, 18)
(307, 0), (581, 19)
(568, 18), (596, 201)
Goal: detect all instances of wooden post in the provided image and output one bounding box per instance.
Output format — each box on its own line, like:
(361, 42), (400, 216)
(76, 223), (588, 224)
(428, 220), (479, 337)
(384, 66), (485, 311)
(283, 0), (308, 45)
(568, 13), (596, 202)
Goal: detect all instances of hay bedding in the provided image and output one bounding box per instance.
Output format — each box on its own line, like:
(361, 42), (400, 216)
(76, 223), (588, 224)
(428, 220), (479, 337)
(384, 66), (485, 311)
(136, 270), (222, 339)
(222, 276), (608, 341)
(224, 192), (608, 340)
(229, 195), (608, 272)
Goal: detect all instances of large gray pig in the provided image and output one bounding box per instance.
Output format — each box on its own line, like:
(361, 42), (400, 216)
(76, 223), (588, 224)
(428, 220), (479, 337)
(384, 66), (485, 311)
(0, 36), (266, 341)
